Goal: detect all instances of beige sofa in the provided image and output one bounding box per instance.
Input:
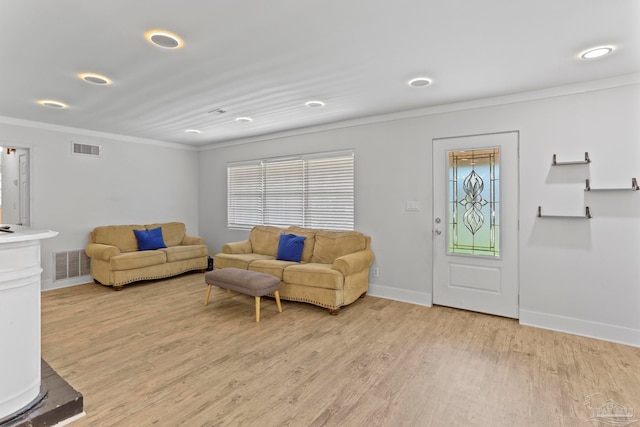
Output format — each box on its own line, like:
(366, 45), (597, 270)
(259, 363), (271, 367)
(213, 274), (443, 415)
(86, 222), (208, 290)
(214, 226), (374, 314)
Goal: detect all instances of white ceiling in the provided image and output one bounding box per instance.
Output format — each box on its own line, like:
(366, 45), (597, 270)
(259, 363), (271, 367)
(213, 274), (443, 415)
(1, 1), (638, 147)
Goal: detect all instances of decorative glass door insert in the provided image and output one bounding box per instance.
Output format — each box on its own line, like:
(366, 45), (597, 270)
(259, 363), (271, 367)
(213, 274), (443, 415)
(448, 147), (500, 257)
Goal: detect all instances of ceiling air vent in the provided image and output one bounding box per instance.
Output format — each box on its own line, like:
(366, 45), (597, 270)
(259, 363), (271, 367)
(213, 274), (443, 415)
(71, 142), (101, 157)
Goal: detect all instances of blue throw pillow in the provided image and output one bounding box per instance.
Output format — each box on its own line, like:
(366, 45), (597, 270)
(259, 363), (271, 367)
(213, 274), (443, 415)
(277, 233), (306, 262)
(133, 227), (167, 251)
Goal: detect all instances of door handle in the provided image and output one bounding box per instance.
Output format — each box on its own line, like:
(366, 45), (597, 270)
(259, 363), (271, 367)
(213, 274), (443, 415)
(433, 229), (442, 236)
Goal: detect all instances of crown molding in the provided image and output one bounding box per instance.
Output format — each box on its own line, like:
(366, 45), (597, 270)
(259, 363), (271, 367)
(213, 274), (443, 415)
(199, 72), (640, 151)
(0, 116), (199, 151)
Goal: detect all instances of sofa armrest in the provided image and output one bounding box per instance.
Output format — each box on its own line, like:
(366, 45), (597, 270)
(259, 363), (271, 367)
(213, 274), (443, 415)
(85, 243), (121, 261)
(332, 250), (375, 276)
(181, 235), (206, 246)
(222, 240), (252, 254)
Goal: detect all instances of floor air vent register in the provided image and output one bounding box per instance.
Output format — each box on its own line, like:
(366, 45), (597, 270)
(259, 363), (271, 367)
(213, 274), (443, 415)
(54, 250), (90, 281)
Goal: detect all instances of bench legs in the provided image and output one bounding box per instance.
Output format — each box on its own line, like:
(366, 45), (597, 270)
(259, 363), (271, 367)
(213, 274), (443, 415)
(204, 285), (233, 306)
(255, 297), (261, 322)
(204, 285), (282, 323)
(204, 284), (213, 305)
(255, 291), (282, 323)
(274, 291), (282, 313)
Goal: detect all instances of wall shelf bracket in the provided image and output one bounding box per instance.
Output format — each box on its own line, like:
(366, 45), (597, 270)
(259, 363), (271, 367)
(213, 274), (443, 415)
(552, 152), (591, 166)
(537, 205), (592, 219)
(585, 178), (639, 191)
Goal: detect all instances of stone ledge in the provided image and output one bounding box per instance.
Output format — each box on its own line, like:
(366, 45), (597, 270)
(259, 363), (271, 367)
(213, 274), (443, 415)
(0, 360), (83, 427)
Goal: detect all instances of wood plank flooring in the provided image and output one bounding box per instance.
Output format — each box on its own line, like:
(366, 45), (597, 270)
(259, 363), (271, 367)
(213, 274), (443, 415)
(40, 273), (640, 427)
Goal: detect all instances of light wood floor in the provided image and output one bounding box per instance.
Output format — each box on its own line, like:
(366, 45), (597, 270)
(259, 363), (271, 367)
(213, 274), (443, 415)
(41, 273), (640, 427)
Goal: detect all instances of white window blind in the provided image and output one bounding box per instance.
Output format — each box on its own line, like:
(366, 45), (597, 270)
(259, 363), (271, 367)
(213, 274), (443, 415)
(264, 159), (305, 227)
(306, 155), (354, 230)
(227, 151), (354, 230)
(227, 163), (263, 229)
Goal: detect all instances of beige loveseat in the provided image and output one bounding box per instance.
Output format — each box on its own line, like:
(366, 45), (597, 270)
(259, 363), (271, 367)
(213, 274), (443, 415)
(86, 222), (208, 290)
(214, 226), (374, 314)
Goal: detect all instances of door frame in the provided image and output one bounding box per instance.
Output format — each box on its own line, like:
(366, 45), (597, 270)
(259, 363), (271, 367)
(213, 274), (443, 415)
(18, 151), (30, 226)
(0, 145), (31, 226)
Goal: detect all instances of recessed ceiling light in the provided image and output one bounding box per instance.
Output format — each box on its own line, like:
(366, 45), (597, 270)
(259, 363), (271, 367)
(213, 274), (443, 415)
(37, 99), (67, 109)
(305, 100), (325, 108)
(78, 72), (112, 85)
(580, 46), (614, 59)
(408, 77), (432, 88)
(235, 117), (253, 123)
(185, 129), (201, 134)
(144, 29), (184, 49)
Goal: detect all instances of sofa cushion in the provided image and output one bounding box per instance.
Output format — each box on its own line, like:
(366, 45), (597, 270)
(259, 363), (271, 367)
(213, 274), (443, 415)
(146, 222), (186, 247)
(282, 263), (344, 290)
(285, 226), (317, 263)
(133, 227), (167, 251)
(249, 259), (297, 280)
(277, 234), (306, 262)
(214, 253), (275, 270)
(161, 245), (208, 262)
(92, 225), (145, 253)
(110, 250), (167, 270)
(311, 230), (367, 264)
(249, 226), (283, 256)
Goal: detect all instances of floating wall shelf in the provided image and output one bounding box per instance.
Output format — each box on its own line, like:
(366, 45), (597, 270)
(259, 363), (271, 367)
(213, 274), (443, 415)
(552, 152), (591, 166)
(537, 206), (592, 219)
(585, 178), (639, 192)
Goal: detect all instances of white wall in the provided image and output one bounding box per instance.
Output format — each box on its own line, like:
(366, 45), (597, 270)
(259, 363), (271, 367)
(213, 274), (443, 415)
(0, 122), (201, 290)
(198, 81), (640, 347)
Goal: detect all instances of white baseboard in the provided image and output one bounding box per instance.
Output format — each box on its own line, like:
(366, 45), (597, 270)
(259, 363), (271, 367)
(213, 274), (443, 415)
(368, 283), (432, 307)
(520, 309), (640, 348)
(42, 275), (93, 292)
(366, 286), (639, 347)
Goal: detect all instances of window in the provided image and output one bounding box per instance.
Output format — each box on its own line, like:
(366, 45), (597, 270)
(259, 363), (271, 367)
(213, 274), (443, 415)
(448, 147), (500, 257)
(227, 151), (354, 230)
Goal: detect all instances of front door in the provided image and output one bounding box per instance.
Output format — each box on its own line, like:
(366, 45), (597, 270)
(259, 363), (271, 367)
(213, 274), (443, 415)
(432, 132), (519, 318)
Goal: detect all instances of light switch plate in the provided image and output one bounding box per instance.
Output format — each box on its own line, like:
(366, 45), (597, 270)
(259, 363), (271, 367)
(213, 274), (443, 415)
(405, 200), (420, 211)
